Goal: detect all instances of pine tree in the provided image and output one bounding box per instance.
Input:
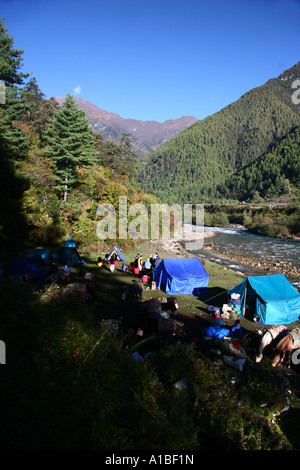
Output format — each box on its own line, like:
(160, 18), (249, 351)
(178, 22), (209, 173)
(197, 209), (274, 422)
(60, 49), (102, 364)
(0, 18), (30, 248)
(23, 77), (59, 139)
(0, 18), (31, 158)
(0, 18), (28, 87)
(45, 94), (97, 202)
(95, 132), (137, 179)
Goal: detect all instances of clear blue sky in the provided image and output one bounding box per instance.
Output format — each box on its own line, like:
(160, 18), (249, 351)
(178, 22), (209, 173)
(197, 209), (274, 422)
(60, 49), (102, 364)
(1, 0), (299, 121)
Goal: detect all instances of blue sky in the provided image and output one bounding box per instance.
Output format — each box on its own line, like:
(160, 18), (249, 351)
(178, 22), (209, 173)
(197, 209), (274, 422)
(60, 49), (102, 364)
(1, 0), (299, 121)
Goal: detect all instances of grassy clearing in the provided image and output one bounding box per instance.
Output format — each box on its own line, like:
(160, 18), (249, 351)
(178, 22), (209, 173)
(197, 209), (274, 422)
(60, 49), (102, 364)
(79, 241), (265, 336)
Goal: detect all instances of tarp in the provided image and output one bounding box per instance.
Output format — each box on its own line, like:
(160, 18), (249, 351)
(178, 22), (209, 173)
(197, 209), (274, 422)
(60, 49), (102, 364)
(228, 274), (300, 325)
(201, 326), (230, 339)
(7, 256), (46, 280)
(153, 258), (209, 295)
(64, 237), (76, 247)
(105, 245), (126, 262)
(53, 247), (81, 265)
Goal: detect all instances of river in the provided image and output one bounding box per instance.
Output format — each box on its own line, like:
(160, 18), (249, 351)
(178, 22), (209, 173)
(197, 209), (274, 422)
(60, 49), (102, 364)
(188, 226), (300, 288)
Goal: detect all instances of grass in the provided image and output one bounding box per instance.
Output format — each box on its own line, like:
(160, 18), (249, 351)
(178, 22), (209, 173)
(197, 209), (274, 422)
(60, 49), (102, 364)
(1, 239), (299, 450)
(78, 241), (267, 336)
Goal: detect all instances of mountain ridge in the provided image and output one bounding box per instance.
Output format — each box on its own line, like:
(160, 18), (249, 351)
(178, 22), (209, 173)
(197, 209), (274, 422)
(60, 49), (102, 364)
(138, 61), (300, 203)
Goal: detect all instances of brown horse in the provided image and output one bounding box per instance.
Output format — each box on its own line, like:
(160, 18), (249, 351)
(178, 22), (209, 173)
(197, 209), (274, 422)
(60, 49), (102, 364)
(272, 328), (300, 367)
(256, 325), (287, 363)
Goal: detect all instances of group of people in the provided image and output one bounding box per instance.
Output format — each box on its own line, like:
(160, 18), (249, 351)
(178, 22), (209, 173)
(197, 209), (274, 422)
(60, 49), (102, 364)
(96, 251), (161, 277)
(126, 253), (160, 279)
(96, 254), (119, 272)
(133, 253), (160, 271)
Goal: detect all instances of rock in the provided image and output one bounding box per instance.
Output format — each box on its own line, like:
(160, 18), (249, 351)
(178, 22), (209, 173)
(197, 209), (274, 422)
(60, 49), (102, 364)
(174, 378), (190, 390)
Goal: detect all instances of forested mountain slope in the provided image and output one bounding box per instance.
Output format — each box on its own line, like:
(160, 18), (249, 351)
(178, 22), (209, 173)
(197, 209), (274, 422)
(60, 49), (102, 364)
(138, 62), (300, 203)
(223, 126), (300, 201)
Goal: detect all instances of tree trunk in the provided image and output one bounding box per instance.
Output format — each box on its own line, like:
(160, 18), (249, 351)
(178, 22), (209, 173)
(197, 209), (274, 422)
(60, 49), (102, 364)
(64, 174), (68, 202)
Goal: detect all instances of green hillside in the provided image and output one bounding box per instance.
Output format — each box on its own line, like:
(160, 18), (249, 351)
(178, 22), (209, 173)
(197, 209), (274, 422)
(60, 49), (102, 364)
(223, 126), (300, 201)
(138, 62), (300, 204)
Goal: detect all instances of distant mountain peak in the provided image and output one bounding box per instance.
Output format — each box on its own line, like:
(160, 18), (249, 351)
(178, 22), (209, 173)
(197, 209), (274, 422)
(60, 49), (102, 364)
(55, 96), (197, 157)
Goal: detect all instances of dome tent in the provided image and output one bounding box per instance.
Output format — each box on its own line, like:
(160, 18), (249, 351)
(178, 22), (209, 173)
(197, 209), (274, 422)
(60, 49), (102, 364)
(25, 248), (52, 265)
(105, 245), (126, 262)
(7, 256), (47, 280)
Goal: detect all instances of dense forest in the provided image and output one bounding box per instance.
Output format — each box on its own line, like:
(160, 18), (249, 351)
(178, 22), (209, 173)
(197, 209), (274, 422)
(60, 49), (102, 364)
(0, 19), (157, 262)
(222, 126), (300, 201)
(138, 63), (300, 205)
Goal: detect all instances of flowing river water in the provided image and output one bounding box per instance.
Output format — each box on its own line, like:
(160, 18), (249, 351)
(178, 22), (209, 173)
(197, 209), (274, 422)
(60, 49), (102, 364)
(188, 226), (300, 288)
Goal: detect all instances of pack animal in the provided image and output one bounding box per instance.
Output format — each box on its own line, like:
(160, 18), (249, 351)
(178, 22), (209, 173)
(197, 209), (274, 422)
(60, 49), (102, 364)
(139, 296), (179, 319)
(62, 282), (87, 296)
(255, 325), (287, 362)
(136, 296), (179, 335)
(56, 268), (71, 284)
(272, 328), (300, 367)
(83, 272), (97, 289)
(122, 281), (144, 302)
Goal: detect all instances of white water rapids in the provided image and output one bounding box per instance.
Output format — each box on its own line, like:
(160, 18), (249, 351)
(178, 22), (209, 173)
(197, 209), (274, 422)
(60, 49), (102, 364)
(188, 226), (300, 287)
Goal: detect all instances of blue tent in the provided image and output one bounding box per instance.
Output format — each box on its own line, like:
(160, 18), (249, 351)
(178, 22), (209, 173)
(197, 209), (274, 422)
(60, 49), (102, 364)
(153, 258), (209, 295)
(7, 256), (46, 280)
(228, 274), (300, 325)
(105, 245), (126, 262)
(64, 237), (76, 247)
(53, 246), (82, 265)
(26, 248), (52, 265)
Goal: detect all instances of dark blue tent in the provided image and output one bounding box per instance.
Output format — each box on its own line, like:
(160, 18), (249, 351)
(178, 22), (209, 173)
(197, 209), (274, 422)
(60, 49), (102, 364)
(26, 248), (52, 265)
(53, 247), (81, 265)
(153, 258), (209, 295)
(105, 245), (126, 262)
(7, 256), (46, 280)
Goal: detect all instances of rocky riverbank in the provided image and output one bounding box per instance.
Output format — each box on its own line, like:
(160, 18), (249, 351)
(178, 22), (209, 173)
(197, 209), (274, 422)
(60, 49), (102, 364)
(204, 240), (300, 280)
(145, 228), (217, 257)
(138, 225), (299, 284)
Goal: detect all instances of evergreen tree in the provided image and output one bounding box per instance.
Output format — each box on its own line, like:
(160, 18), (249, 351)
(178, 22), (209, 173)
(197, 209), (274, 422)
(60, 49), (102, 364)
(0, 18), (28, 87)
(0, 18), (30, 250)
(45, 94), (97, 202)
(23, 77), (59, 139)
(0, 18), (31, 159)
(95, 132), (137, 179)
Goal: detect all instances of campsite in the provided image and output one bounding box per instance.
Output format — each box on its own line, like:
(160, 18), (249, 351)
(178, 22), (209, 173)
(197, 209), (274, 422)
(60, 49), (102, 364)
(1, 237), (300, 451)
(1, 6), (300, 452)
